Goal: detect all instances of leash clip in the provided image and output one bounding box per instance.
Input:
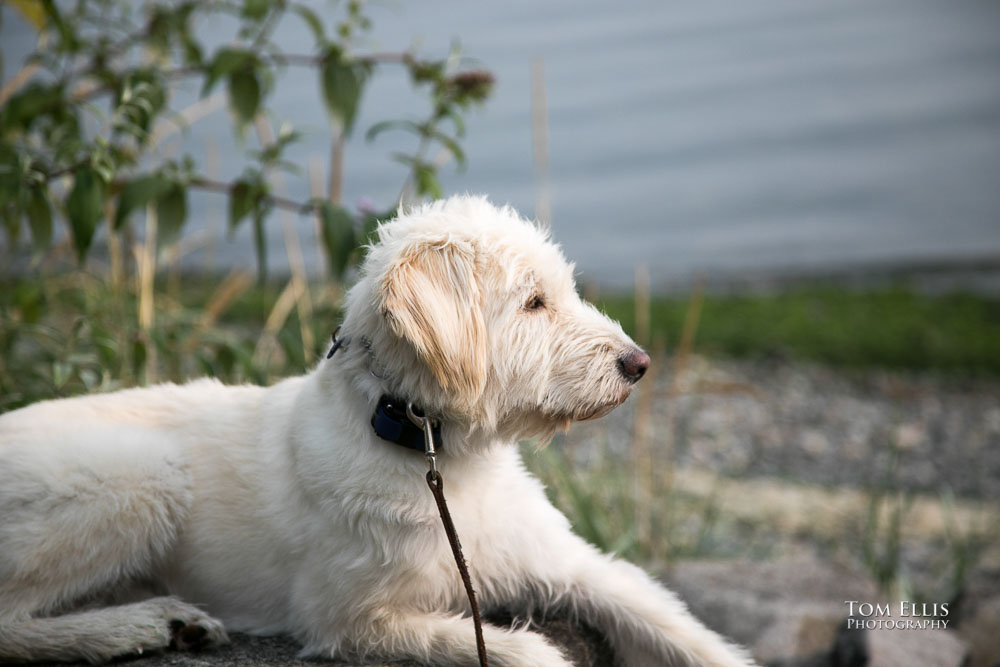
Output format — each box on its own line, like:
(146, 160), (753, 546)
(406, 402), (438, 475)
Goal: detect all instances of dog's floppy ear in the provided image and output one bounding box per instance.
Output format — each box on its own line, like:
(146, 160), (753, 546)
(379, 239), (487, 404)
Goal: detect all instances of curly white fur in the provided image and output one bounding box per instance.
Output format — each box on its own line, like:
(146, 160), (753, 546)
(0, 196), (754, 666)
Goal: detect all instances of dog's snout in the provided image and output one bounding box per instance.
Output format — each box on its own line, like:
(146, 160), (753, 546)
(617, 348), (650, 383)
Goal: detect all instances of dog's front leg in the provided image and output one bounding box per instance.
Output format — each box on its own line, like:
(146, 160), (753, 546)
(553, 547), (756, 667)
(490, 488), (753, 667)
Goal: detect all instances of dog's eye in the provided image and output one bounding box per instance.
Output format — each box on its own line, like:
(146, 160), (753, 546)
(524, 294), (545, 311)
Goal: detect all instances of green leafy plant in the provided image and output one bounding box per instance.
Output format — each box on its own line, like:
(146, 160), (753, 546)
(0, 0), (493, 278)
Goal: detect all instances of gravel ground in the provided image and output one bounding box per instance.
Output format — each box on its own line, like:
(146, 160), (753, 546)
(566, 356), (1000, 500)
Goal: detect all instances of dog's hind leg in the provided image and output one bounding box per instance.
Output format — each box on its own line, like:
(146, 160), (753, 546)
(0, 432), (225, 662)
(0, 436), (191, 618)
(0, 596), (228, 663)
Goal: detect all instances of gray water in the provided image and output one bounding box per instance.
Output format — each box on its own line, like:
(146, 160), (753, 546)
(4, 0), (1000, 289)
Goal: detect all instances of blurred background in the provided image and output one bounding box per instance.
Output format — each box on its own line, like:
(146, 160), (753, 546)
(1, 1), (999, 664)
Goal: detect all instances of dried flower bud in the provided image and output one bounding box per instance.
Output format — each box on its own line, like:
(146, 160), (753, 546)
(448, 70), (494, 104)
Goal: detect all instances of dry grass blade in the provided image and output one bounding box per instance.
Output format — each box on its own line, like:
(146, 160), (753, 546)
(252, 279), (299, 372)
(655, 277), (704, 562)
(199, 270), (255, 329)
(632, 263), (653, 546)
(255, 114), (315, 361)
(0, 32), (47, 105)
(531, 58), (550, 230)
(136, 203), (158, 384)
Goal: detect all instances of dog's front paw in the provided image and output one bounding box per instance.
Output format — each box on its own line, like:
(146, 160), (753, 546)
(157, 598), (229, 652)
(487, 629), (573, 667)
(167, 618), (223, 651)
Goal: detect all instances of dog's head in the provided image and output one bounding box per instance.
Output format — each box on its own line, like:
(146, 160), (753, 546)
(341, 196), (648, 439)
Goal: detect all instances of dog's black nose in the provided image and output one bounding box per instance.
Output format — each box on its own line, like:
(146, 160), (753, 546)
(617, 348), (650, 383)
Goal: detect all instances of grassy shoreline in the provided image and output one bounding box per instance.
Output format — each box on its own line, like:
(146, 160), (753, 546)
(598, 285), (1000, 377)
(2, 271), (999, 413)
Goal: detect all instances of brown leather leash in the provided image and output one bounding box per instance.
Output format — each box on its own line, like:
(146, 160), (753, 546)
(426, 469), (489, 667)
(407, 404), (489, 667)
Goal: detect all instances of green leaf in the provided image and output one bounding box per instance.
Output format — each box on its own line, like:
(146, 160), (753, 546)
(25, 186), (52, 253)
(182, 35), (204, 66)
(228, 180), (255, 232)
(40, 0), (78, 52)
(228, 68), (261, 125)
(445, 108), (467, 137)
(13, 282), (43, 324)
(254, 125), (301, 165)
(146, 9), (171, 55)
(1, 82), (63, 132)
(361, 207), (392, 247)
(65, 165), (106, 263)
(0, 208), (18, 244)
(216, 343), (237, 377)
(156, 183), (188, 247)
(293, 5), (325, 42)
(202, 48), (251, 97)
(131, 337), (147, 380)
(0, 143), (20, 206)
(115, 71), (166, 139)
(321, 49), (368, 134)
(414, 164), (442, 199)
(365, 119), (420, 143)
(176, 4), (203, 65)
(114, 175), (173, 229)
(51, 360), (72, 389)
(428, 128), (466, 169)
(318, 202), (357, 280)
(242, 0), (270, 20)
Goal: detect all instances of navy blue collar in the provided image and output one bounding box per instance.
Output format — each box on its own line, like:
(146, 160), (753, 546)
(370, 395), (442, 453)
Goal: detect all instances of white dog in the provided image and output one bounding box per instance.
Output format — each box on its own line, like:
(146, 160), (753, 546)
(0, 196), (752, 666)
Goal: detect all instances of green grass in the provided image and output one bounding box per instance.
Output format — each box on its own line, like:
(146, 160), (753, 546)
(0, 270), (342, 412)
(599, 285), (1000, 376)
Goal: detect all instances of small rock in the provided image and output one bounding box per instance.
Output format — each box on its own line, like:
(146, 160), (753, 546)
(865, 625), (968, 667)
(892, 423), (924, 451)
(955, 595), (1000, 667)
(663, 554), (879, 659)
(754, 609), (844, 663)
(801, 430), (830, 457)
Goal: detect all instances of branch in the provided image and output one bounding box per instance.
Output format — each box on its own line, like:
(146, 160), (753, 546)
(38, 165), (322, 218)
(188, 176), (317, 216)
(69, 51), (415, 103)
(273, 51), (415, 67)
